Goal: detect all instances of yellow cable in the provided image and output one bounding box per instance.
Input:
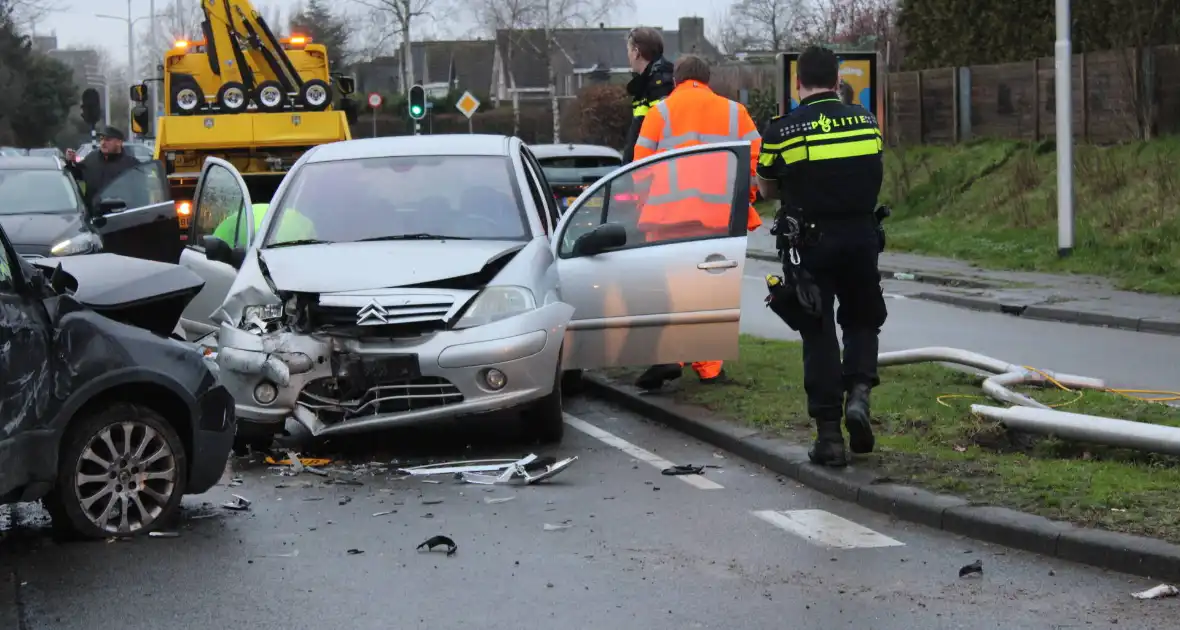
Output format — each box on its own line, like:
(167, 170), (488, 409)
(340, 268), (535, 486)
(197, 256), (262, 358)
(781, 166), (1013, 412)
(933, 366), (1180, 411)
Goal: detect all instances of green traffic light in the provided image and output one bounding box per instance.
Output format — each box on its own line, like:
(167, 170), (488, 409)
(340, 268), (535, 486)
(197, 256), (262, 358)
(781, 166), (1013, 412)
(411, 106), (422, 115)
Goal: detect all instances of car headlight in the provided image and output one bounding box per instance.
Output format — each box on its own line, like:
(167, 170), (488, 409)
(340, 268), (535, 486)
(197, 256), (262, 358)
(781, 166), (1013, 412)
(50, 232), (101, 256)
(240, 303), (284, 330)
(454, 286), (536, 329)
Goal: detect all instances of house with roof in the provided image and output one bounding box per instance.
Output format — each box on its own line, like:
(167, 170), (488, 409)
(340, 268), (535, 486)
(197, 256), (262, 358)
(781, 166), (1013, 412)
(354, 39), (498, 98)
(490, 17), (721, 104)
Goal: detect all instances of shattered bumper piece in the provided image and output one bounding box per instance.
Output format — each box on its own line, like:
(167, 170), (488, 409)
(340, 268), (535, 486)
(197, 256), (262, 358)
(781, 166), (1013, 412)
(397, 455), (539, 476)
(460, 456), (578, 485)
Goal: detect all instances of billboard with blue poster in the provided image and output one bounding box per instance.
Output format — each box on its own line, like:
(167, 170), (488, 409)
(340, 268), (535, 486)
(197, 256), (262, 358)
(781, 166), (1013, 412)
(775, 51), (884, 135)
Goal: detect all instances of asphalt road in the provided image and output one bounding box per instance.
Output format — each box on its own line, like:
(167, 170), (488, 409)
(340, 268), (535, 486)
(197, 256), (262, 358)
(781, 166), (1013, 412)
(742, 257), (1180, 393)
(2, 396), (1177, 629)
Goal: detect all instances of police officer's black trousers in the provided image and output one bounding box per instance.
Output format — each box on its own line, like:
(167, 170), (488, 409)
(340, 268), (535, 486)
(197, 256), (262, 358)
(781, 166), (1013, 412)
(795, 219), (888, 421)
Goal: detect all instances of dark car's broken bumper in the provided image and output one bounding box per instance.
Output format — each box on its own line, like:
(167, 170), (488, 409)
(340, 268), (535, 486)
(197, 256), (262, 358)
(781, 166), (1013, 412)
(187, 381), (237, 495)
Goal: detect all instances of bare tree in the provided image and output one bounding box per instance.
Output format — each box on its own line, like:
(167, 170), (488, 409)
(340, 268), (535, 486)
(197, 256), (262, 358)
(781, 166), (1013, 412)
(349, 0), (449, 94)
(475, 0), (538, 135)
(802, 0), (897, 47)
(9, 0), (64, 33)
(135, 0), (204, 80)
(712, 7), (761, 54)
(347, 7), (400, 64)
(730, 0), (812, 52)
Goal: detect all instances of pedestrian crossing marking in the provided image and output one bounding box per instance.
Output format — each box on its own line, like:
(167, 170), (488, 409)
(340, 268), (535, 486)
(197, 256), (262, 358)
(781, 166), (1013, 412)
(752, 509), (904, 549)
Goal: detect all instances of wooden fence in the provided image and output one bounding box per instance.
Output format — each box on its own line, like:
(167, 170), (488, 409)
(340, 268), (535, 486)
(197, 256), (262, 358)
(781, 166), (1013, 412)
(711, 46), (1180, 145)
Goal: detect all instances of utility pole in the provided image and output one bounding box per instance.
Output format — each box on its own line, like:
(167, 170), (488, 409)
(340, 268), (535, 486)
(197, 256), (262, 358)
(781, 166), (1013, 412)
(1055, 0), (1074, 257)
(127, 0), (135, 141)
(149, 0), (158, 126)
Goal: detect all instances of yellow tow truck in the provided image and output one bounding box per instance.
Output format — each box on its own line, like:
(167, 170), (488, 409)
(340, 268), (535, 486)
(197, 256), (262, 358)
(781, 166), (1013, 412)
(128, 0), (358, 239)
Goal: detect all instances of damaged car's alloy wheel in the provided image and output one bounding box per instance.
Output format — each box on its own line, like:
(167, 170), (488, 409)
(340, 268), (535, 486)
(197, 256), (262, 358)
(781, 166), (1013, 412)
(45, 404), (188, 539)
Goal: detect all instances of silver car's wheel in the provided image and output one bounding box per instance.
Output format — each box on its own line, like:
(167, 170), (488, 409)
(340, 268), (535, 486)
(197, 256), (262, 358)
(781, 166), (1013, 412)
(45, 404), (188, 539)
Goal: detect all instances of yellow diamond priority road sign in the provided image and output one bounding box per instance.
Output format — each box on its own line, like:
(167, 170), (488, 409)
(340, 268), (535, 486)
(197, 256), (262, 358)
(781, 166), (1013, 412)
(455, 91), (481, 119)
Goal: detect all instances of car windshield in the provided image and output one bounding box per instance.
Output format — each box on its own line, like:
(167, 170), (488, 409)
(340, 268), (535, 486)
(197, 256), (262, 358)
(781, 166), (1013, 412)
(0, 169), (80, 214)
(536, 153), (621, 183)
(264, 155), (527, 246)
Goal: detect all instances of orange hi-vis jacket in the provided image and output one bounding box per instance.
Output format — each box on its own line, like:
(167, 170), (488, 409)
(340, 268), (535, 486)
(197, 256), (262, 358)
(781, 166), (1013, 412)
(633, 81), (763, 235)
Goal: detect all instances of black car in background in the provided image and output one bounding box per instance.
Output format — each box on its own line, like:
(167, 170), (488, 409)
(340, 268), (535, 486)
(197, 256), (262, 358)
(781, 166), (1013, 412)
(0, 221), (236, 538)
(530, 143), (625, 211)
(0, 156), (181, 265)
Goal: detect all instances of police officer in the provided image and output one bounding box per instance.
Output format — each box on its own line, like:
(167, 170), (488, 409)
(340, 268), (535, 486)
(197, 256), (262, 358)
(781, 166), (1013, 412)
(622, 27), (674, 164)
(756, 46), (886, 468)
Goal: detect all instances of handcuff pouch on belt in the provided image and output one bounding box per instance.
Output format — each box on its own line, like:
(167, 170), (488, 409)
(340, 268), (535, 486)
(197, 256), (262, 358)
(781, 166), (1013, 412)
(874, 204), (891, 253)
(765, 207), (823, 332)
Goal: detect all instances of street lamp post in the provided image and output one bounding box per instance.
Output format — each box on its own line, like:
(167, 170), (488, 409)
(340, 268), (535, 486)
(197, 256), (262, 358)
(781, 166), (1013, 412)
(1055, 0), (1074, 257)
(95, 2), (167, 141)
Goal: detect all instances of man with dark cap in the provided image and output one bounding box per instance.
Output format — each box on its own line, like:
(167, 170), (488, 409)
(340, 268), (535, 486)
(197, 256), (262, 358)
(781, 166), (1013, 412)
(64, 126), (140, 204)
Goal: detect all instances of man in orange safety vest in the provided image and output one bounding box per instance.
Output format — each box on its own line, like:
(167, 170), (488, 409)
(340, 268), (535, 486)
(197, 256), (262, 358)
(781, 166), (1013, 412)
(630, 54), (763, 391)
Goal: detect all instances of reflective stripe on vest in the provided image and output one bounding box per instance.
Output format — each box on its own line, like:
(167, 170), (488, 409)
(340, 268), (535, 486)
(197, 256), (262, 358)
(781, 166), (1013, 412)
(653, 100), (759, 151)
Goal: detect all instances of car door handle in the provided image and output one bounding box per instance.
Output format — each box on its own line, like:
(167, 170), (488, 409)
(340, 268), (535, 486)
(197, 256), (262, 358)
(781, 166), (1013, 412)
(697, 259), (738, 270)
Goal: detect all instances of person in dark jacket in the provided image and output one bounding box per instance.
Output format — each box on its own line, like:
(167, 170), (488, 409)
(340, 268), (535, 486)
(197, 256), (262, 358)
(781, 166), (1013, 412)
(64, 126), (140, 205)
(622, 27), (674, 163)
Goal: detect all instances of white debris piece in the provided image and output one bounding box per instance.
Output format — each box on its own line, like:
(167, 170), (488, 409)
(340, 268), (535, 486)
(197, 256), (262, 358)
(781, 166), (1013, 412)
(1132, 584), (1179, 600)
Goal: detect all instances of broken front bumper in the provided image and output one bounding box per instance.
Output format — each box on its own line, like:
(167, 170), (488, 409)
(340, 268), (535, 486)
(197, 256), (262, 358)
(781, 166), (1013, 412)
(215, 302), (574, 437)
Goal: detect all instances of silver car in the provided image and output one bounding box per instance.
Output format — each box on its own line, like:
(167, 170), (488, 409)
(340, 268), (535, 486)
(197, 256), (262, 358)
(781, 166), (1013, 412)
(176, 134), (752, 445)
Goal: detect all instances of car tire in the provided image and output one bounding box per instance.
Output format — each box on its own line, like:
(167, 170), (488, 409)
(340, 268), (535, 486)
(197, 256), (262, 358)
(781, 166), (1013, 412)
(561, 369), (585, 397)
(521, 353), (564, 444)
(253, 80), (286, 113)
(297, 79), (332, 111)
(44, 403), (188, 539)
(217, 81), (249, 113)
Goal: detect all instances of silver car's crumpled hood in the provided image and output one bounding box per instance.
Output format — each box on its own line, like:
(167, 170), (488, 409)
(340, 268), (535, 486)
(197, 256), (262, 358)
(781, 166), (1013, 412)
(259, 240), (525, 293)
(212, 239), (527, 325)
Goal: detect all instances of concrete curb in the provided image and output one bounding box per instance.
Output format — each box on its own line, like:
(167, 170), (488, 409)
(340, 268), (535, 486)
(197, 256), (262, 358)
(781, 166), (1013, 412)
(582, 373), (1180, 583)
(746, 251), (1180, 337)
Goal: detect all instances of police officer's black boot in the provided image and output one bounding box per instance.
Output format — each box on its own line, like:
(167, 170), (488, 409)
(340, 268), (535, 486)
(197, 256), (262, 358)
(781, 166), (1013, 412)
(635, 364), (683, 391)
(807, 418), (848, 467)
(844, 383), (875, 454)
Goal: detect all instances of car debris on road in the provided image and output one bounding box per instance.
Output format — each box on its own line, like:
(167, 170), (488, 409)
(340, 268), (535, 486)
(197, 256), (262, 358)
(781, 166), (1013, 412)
(1132, 584), (1179, 600)
(396, 453), (578, 485)
(417, 535), (457, 556)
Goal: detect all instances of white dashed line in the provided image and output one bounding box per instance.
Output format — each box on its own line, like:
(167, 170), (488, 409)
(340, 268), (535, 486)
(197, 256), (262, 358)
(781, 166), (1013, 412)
(564, 413), (724, 490)
(751, 509), (904, 549)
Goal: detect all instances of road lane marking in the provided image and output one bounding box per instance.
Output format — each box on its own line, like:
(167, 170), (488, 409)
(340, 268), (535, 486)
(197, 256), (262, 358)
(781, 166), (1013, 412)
(751, 509), (904, 549)
(564, 413), (724, 490)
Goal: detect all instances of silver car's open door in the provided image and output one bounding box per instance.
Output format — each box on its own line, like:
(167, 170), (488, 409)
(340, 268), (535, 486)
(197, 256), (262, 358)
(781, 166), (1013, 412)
(177, 157), (255, 339)
(552, 141), (751, 371)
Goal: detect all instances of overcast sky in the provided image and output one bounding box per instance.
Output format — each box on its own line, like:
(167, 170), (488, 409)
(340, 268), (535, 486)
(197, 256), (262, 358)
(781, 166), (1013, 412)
(39, 0), (728, 63)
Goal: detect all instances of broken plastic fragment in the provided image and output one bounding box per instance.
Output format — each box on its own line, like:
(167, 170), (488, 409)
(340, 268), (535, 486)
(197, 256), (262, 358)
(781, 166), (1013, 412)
(421, 498), (444, 505)
(959, 560), (982, 578)
(661, 465), (704, 476)
(1132, 584), (1179, 600)
(461, 456), (578, 485)
(543, 522), (572, 531)
(222, 495), (252, 511)
(417, 535), (458, 556)
(265, 455), (332, 468)
(148, 531), (179, 538)
(484, 496), (515, 504)
(398, 455), (539, 476)
(346, 549), (364, 555)
(372, 510), (396, 517)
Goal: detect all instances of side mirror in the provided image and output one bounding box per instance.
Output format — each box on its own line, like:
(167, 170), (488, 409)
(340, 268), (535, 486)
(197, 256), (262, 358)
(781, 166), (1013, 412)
(129, 83), (148, 103)
(571, 222), (626, 257)
(336, 76), (356, 95)
(131, 104), (151, 136)
(97, 198), (127, 215)
(340, 97), (358, 124)
(203, 235), (246, 269)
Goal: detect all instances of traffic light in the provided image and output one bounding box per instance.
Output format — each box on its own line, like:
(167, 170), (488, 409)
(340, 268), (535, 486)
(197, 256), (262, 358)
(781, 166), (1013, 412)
(408, 84), (425, 120)
(81, 88), (101, 125)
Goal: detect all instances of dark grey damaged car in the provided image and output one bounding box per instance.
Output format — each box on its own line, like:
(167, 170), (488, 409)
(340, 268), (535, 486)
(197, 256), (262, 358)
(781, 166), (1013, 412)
(0, 224), (236, 538)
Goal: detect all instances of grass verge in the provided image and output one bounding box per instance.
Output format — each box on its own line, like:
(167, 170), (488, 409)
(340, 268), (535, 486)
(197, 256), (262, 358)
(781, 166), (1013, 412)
(605, 335), (1180, 543)
(754, 138), (1180, 293)
(880, 138), (1180, 294)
